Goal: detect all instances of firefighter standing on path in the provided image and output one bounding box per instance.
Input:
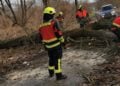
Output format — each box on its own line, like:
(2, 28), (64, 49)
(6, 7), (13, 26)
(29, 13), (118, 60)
(111, 16), (120, 43)
(39, 7), (67, 80)
(76, 5), (89, 28)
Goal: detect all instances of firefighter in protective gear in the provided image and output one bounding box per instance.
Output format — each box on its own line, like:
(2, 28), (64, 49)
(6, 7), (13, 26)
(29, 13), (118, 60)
(111, 16), (120, 42)
(56, 11), (64, 30)
(39, 7), (67, 80)
(76, 5), (89, 28)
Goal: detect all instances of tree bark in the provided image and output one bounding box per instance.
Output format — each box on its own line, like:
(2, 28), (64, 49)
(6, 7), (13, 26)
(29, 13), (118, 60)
(20, 0), (27, 26)
(75, 0), (78, 11)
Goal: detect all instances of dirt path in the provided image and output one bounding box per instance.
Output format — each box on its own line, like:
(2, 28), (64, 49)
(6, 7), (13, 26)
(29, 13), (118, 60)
(0, 47), (106, 86)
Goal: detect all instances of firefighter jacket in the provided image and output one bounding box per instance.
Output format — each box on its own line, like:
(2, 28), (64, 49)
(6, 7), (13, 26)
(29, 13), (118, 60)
(76, 9), (88, 19)
(113, 17), (120, 28)
(39, 20), (64, 49)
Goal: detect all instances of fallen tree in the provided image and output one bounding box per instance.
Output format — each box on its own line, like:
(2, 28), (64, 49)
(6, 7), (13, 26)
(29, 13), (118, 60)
(0, 28), (117, 49)
(0, 11), (117, 49)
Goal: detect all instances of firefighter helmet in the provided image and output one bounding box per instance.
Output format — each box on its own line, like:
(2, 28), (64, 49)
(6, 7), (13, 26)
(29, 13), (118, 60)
(59, 11), (63, 15)
(78, 5), (82, 9)
(43, 7), (56, 15)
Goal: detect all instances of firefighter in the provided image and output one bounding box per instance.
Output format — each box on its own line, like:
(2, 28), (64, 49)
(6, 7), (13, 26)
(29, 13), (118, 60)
(111, 16), (120, 42)
(76, 5), (89, 28)
(39, 7), (67, 80)
(56, 11), (64, 30)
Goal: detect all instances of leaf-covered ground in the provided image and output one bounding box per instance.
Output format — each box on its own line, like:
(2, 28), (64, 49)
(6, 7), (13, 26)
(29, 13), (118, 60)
(0, 43), (107, 86)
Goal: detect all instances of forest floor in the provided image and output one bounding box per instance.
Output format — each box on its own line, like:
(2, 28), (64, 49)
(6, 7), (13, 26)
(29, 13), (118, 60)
(0, 25), (120, 86)
(0, 43), (110, 86)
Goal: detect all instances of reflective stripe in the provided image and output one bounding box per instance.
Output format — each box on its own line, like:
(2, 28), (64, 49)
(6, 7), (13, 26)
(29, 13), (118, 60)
(113, 23), (120, 28)
(46, 42), (60, 48)
(59, 36), (64, 43)
(55, 59), (62, 73)
(48, 66), (54, 70)
(45, 40), (59, 45)
(43, 38), (58, 43)
(40, 22), (51, 27)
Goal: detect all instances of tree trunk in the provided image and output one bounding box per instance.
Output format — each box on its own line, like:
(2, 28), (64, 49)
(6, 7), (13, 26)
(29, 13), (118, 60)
(0, 28), (115, 49)
(5, 0), (17, 25)
(42, 0), (49, 7)
(0, 0), (5, 13)
(20, 0), (27, 26)
(75, 0), (78, 11)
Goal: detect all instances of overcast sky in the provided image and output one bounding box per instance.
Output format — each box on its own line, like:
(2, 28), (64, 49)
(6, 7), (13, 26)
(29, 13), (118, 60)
(10, 0), (96, 4)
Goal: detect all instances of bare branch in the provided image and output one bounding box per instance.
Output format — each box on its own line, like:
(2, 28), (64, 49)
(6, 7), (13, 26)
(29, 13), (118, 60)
(5, 0), (17, 24)
(27, 0), (35, 10)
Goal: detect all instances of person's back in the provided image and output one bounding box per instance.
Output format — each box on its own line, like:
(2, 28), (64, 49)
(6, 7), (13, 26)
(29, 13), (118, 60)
(76, 5), (89, 28)
(76, 9), (88, 20)
(39, 7), (67, 80)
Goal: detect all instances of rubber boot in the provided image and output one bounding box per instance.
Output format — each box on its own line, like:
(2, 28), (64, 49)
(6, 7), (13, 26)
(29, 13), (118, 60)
(48, 70), (54, 78)
(56, 73), (67, 80)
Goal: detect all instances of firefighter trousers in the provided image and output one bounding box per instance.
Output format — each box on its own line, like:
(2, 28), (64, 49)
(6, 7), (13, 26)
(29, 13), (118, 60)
(80, 18), (88, 28)
(47, 45), (63, 77)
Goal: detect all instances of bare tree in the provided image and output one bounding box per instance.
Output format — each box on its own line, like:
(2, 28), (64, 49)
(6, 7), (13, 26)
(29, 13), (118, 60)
(42, 0), (49, 7)
(75, 0), (78, 10)
(5, 0), (17, 24)
(20, 0), (27, 26)
(0, 0), (35, 26)
(25, 0), (36, 22)
(1, 0), (36, 44)
(19, 0), (36, 44)
(0, 0), (5, 13)
(19, 0), (36, 26)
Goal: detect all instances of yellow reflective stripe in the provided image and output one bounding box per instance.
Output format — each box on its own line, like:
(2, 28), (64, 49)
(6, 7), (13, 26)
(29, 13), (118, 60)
(43, 38), (58, 43)
(46, 42), (60, 48)
(59, 36), (64, 43)
(55, 59), (62, 73)
(48, 66), (54, 70)
(113, 23), (120, 28)
(40, 22), (51, 27)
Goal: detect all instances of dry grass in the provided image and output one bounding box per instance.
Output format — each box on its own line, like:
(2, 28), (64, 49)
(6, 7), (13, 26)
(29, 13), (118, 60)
(0, 6), (43, 40)
(0, 26), (27, 40)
